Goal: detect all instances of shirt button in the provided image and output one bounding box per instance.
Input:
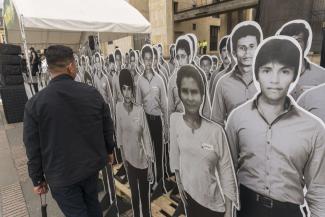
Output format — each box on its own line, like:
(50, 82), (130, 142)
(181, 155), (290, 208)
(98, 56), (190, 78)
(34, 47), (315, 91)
(267, 141), (270, 144)
(266, 187), (269, 190)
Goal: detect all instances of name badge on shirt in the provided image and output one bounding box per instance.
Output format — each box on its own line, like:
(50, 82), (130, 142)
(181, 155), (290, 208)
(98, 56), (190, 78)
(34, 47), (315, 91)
(201, 143), (214, 151)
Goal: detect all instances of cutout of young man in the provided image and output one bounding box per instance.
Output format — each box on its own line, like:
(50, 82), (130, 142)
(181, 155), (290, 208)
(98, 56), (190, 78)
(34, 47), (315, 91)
(136, 45), (168, 191)
(277, 20), (325, 100)
(211, 21), (263, 126)
(226, 37), (325, 217)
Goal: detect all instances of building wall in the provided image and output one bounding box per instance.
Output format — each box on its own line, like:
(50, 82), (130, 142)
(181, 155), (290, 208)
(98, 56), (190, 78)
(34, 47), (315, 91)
(174, 16), (220, 54)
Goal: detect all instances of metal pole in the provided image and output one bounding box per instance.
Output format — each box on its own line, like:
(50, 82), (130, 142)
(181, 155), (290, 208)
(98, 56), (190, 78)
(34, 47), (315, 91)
(18, 14), (34, 83)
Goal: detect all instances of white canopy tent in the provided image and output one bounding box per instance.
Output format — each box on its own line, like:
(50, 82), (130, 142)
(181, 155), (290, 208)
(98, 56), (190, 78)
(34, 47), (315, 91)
(3, 0), (151, 49)
(2, 0), (150, 86)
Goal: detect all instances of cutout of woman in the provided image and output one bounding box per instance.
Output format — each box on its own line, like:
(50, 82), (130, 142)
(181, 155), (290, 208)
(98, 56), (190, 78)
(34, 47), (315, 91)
(83, 56), (94, 86)
(116, 68), (154, 217)
(170, 65), (239, 217)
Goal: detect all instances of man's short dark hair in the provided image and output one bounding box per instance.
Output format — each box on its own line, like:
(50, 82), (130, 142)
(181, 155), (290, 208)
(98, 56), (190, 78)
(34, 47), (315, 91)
(119, 69), (134, 95)
(211, 56), (218, 64)
(254, 38), (300, 81)
(114, 49), (121, 59)
(219, 37), (228, 53)
(279, 23), (309, 53)
(176, 39), (191, 56)
(108, 54), (115, 63)
(176, 65), (205, 98)
(45, 45), (74, 68)
(232, 25), (261, 52)
(200, 55), (212, 65)
(141, 45), (153, 60)
(130, 50), (135, 59)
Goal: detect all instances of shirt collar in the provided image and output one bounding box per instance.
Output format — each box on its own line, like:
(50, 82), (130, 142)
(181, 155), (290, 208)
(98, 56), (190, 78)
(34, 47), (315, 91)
(232, 66), (254, 85)
(252, 93), (296, 125)
(49, 74), (73, 84)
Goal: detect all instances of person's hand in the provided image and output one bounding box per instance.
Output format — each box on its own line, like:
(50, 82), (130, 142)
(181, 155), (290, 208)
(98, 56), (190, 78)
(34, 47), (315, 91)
(33, 181), (48, 195)
(107, 153), (114, 165)
(147, 158), (154, 183)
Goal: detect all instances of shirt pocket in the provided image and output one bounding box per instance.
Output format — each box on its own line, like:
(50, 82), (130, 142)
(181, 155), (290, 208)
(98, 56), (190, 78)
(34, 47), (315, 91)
(150, 86), (160, 100)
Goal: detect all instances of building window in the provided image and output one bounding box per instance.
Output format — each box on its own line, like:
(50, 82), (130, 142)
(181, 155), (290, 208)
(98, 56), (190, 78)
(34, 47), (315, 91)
(173, 2), (179, 13)
(210, 25), (219, 51)
(193, 23), (197, 30)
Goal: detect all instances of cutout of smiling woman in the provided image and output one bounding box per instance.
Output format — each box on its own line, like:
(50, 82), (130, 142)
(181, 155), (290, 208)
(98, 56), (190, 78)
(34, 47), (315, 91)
(170, 64), (239, 217)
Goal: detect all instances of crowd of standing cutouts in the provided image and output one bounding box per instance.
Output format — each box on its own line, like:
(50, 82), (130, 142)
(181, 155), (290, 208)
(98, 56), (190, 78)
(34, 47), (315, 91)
(39, 19), (325, 217)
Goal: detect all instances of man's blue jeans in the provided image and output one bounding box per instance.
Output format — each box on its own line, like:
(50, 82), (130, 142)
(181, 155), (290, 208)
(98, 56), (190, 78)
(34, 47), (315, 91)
(50, 173), (102, 217)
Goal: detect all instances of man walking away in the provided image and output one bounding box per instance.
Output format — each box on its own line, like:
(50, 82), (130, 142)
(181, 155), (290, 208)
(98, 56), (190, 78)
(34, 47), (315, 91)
(23, 45), (115, 217)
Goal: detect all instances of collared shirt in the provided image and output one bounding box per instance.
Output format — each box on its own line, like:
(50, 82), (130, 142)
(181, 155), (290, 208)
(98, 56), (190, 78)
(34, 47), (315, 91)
(225, 96), (325, 216)
(211, 67), (257, 126)
(112, 73), (123, 105)
(168, 70), (184, 116)
(115, 102), (154, 169)
(209, 64), (231, 101)
(298, 83), (325, 123)
(23, 74), (115, 187)
(169, 113), (238, 212)
(83, 71), (93, 86)
(291, 61), (325, 100)
(94, 73), (114, 116)
(136, 71), (167, 119)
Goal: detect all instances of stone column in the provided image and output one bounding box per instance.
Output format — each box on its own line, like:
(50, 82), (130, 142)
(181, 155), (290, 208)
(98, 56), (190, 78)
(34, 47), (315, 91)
(149, 0), (174, 58)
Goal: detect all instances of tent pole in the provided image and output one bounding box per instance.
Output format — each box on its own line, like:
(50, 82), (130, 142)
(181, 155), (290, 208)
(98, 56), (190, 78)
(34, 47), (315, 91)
(19, 14), (34, 84)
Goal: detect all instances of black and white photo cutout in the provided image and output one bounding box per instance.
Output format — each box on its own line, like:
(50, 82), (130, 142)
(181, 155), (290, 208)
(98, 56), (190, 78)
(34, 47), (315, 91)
(297, 82), (325, 123)
(168, 35), (193, 117)
(211, 21), (263, 126)
(169, 64), (239, 217)
(276, 19), (325, 100)
(112, 48), (124, 105)
(83, 56), (94, 86)
(115, 68), (155, 217)
(226, 35), (325, 217)
(136, 44), (168, 198)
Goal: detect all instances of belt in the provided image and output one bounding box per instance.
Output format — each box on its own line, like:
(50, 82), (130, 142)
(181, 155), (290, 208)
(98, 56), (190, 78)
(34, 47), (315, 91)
(240, 185), (300, 210)
(145, 114), (161, 121)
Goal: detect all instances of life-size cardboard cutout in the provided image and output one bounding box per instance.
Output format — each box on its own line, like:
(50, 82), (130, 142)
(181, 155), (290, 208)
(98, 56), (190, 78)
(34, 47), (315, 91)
(115, 67), (155, 217)
(276, 19), (325, 100)
(211, 21), (263, 127)
(136, 44), (168, 197)
(226, 35), (325, 217)
(169, 64), (239, 217)
(83, 56), (94, 86)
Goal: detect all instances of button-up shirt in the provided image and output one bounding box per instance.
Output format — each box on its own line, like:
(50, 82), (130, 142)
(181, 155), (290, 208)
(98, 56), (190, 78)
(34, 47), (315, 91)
(112, 73), (124, 106)
(170, 113), (238, 212)
(94, 73), (114, 116)
(226, 95), (325, 216)
(115, 102), (154, 169)
(136, 71), (167, 120)
(211, 67), (257, 126)
(210, 64), (232, 103)
(291, 61), (325, 100)
(298, 83), (325, 123)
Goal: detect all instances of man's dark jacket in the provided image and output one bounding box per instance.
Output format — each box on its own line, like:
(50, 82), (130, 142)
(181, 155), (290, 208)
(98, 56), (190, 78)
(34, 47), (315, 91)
(23, 74), (115, 187)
